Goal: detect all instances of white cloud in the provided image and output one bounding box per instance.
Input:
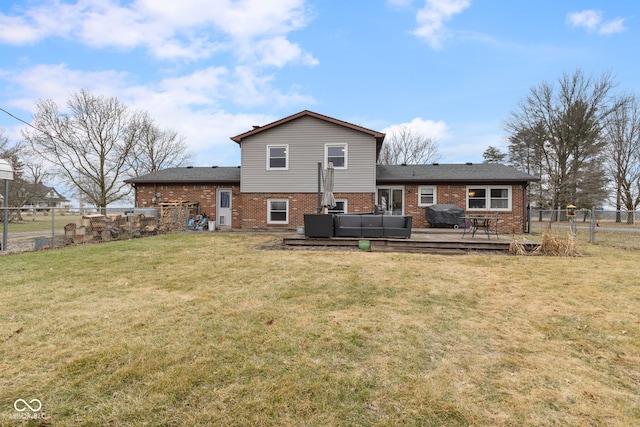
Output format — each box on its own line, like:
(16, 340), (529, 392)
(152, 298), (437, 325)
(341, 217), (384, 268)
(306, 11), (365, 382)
(0, 1), (318, 167)
(3, 64), (132, 110)
(599, 18), (626, 35)
(413, 0), (471, 49)
(0, 0), (317, 65)
(386, 0), (414, 8)
(383, 117), (449, 142)
(567, 10), (627, 35)
(253, 36), (319, 68)
(0, 62), (313, 166)
(0, 15), (43, 44)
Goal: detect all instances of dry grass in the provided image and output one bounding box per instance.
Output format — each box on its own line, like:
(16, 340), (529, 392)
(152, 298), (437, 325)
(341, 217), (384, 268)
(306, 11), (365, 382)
(533, 231), (579, 256)
(1, 233), (639, 426)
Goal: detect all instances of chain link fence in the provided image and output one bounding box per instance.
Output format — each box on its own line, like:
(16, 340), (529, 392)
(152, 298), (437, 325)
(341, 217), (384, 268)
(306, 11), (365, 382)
(1, 206), (214, 254)
(529, 208), (640, 250)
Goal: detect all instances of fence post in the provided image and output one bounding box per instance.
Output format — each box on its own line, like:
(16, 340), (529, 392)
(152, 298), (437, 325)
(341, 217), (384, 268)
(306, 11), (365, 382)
(51, 208), (56, 249)
(2, 180), (8, 251)
(590, 207), (596, 244)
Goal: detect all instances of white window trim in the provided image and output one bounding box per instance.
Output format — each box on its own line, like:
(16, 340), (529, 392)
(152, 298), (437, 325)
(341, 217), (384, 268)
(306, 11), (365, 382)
(417, 186), (437, 207)
(267, 198), (289, 224)
(267, 145), (289, 170)
(466, 186), (512, 211)
(325, 144), (347, 169)
(327, 199), (348, 214)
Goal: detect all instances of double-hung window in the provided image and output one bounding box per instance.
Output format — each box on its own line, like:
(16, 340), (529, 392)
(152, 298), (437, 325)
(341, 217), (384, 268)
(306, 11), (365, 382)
(327, 199), (347, 214)
(325, 144), (347, 169)
(267, 199), (289, 224)
(418, 186), (437, 206)
(467, 186), (511, 211)
(267, 145), (288, 170)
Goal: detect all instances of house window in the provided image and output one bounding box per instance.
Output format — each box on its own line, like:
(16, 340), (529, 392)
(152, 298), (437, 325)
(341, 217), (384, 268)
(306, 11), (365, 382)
(327, 199), (347, 214)
(267, 199), (289, 224)
(418, 186), (436, 206)
(326, 144), (347, 169)
(267, 145), (288, 170)
(467, 186), (511, 211)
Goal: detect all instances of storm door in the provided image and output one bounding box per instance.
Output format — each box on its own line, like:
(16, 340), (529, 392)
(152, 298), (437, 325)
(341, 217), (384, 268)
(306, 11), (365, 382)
(217, 189), (232, 228)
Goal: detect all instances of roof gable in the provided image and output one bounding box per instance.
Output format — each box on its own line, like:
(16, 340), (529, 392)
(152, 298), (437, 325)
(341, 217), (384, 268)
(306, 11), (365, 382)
(230, 110), (386, 152)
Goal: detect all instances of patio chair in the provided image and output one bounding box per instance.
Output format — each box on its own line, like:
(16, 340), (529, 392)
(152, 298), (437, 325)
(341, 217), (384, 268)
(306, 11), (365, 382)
(490, 212), (500, 237)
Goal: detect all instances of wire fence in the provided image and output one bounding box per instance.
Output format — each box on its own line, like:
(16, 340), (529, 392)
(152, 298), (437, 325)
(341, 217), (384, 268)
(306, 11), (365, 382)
(529, 208), (640, 250)
(1, 206), (215, 254)
(2, 206), (639, 254)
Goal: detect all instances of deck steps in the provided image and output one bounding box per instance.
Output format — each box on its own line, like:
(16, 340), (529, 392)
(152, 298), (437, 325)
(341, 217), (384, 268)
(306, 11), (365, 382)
(282, 235), (539, 254)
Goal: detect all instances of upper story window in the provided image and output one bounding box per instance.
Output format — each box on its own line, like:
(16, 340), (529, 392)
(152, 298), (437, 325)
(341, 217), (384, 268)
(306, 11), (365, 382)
(467, 186), (511, 211)
(325, 144), (347, 169)
(267, 145), (288, 170)
(418, 186), (436, 206)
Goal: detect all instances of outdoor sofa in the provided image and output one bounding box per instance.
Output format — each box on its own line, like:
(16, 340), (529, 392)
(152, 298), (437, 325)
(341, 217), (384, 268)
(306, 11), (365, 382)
(333, 213), (412, 238)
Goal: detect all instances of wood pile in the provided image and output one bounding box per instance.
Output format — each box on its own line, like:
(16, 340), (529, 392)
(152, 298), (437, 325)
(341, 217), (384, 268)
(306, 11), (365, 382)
(159, 201), (199, 232)
(64, 213), (158, 244)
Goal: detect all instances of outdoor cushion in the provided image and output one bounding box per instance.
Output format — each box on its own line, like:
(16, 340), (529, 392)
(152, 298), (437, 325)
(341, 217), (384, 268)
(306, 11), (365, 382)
(337, 215), (361, 228)
(361, 216), (383, 228)
(383, 216), (406, 228)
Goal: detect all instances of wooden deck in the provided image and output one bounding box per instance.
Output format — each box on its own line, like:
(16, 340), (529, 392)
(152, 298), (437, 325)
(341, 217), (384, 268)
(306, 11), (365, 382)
(283, 228), (540, 254)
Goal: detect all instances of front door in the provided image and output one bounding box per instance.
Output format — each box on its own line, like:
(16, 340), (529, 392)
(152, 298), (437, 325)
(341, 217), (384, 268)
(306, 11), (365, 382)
(217, 189), (232, 228)
(377, 187), (404, 215)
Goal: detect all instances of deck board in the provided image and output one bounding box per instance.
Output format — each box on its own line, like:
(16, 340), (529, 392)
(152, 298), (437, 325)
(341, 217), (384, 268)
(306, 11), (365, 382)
(283, 229), (539, 254)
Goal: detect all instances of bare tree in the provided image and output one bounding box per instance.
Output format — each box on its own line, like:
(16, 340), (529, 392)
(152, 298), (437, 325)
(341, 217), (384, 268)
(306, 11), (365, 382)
(0, 128), (22, 176)
(126, 112), (192, 177)
(0, 128), (33, 209)
(22, 89), (139, 209)
(505, 69), (622, 210)
(603, 94), (640, 223)
(508, 122), (547, 208)
(378, 125), (440, 165)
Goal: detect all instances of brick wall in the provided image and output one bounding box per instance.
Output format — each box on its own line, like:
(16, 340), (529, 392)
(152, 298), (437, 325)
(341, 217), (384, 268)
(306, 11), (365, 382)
(133, 183), (240, 219)
(402, 183), (528, 233)
(239, 192), (376, 230)
(133, 183), (529, 233)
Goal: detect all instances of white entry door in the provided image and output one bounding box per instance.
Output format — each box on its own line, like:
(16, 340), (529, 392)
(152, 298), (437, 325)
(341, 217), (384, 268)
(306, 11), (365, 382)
(217, 189), (232, 228)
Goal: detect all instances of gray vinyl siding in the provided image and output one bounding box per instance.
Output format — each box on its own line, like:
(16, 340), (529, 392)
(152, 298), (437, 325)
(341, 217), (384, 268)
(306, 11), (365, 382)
(240, 116), (377, 193)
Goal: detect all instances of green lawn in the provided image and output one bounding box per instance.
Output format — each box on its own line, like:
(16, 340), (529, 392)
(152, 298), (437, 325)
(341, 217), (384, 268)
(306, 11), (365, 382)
(1, 233), (638, 426)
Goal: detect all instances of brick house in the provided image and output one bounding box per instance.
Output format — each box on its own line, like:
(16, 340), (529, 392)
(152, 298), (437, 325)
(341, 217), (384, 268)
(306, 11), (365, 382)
(126, 110), (539, 233)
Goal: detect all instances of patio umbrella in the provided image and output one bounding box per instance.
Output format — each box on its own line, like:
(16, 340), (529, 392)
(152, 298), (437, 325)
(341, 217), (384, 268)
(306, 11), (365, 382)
(321, 161), (336, 213)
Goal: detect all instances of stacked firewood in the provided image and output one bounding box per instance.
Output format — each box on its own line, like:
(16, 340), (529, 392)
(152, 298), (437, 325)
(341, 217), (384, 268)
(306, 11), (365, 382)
(64, 214), (158, 244)
(158, 202), (198, 232)
(158, 206), (189, 232)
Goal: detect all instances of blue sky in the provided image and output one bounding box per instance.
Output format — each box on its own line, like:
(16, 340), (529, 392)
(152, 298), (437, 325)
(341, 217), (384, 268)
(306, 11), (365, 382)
(0, 0), (638, 168)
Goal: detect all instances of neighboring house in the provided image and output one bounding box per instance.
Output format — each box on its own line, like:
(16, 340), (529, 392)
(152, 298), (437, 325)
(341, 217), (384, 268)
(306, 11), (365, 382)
(126, 110), (539, 232)
(23, 185), (71, 209)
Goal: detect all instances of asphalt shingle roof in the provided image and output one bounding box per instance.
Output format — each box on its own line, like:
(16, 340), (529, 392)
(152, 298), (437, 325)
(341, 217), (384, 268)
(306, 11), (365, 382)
(125, 166), (241, 184)
(376, 163), (539, 183)
(125, 163), (538, 184)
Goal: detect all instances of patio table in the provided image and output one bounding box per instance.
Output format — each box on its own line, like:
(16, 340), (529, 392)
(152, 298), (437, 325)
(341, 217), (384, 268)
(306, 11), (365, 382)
(462, 214), (498, 239)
